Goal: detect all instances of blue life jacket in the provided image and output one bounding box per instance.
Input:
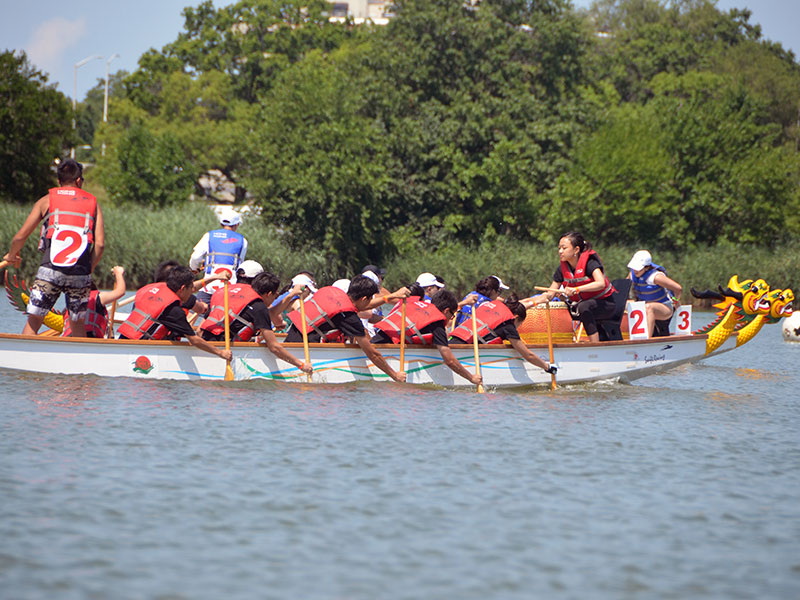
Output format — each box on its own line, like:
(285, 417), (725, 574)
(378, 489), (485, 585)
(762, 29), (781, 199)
(630, 263), (671, 305)
(454, 291), (491, 327)
(204, 229), (245, 277)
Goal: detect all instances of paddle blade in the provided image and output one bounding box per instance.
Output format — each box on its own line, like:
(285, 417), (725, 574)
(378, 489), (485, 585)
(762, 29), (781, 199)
(225, 362), (234, 381)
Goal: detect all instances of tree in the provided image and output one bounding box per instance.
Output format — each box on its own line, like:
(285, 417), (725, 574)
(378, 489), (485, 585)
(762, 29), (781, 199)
(0, 51), (71, 201)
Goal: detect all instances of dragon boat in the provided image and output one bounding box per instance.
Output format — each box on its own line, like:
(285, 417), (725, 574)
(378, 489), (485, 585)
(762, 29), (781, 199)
(0, 273), (793, 388)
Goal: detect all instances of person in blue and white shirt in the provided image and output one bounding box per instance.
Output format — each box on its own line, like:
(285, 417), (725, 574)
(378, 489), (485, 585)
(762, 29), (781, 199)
(189, 209), (248, 306)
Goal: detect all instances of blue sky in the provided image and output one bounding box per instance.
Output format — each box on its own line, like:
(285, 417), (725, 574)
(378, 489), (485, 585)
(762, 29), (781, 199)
(2, 0), (798, 102)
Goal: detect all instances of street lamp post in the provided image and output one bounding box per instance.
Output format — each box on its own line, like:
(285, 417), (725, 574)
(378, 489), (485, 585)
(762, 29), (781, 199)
(102, 53), (120, 157)
(71, 54), (103, 159)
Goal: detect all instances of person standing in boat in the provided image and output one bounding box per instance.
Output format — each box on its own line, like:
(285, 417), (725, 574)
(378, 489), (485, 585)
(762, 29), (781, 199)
(117, 265), (232, 361)
(522, 231), (616, 344)
(3, 159), (104, 337)
(62, 265), (126, 338)
(627, 250), (683, 337)
(371, 289), (483, 387)
(284, 275), (407, 383)
(199, 266), (313, 375)
(449, 293), (556, 375)
(189, 209), (247, 307)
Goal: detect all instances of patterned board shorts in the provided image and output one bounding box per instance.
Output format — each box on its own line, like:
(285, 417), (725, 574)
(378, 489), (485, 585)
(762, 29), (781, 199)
(26, 266), (92, 318)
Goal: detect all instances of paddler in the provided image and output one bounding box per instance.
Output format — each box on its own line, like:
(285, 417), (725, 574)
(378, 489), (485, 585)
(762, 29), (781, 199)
(284, 275), (407, 383)
(117, 265), (232, 362)
(371, 288), (483, 387)
(62, 265), (126, 338)
(3, 159), (104, 336)
(449, 293), (556, 375)
(199, 265), (313, 375)
(453, 276), (507, 328)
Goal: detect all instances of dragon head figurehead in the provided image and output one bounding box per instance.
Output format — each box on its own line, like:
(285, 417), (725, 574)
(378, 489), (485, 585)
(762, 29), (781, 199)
(766, 288), (795, 322)
(726, 278), (770, 315)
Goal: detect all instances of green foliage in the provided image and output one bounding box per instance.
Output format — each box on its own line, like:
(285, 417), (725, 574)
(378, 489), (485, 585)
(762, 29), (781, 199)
(0, 51), (71, 202)
(99, 123), (197, 206)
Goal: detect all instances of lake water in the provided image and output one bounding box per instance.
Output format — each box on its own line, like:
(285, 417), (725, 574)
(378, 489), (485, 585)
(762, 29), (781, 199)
(1, 300), (799, 599)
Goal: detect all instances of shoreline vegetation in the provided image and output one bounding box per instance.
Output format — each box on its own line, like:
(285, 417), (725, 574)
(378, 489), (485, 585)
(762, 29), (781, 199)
(2, 200), (796, 309)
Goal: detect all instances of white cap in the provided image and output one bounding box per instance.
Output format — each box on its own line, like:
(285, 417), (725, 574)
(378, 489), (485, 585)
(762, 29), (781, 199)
(237, 260), (263, 278)
(219, 209), (242, 227)
(627, 250), (653, 271)
(362, 270), (380, 285)
(491, 275), (509, 290)
(332, 278), (351, 292)
(292, 273), (318, 293)
(416, 272), (444, 288)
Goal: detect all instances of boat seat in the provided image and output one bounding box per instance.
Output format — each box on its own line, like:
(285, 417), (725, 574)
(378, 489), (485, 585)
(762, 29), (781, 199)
(598, 278), (632, 342)
(652, 316), (672, 337)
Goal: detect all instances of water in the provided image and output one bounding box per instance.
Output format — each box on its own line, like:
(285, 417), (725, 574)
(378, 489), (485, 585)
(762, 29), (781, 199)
(1, 301), (799, 599)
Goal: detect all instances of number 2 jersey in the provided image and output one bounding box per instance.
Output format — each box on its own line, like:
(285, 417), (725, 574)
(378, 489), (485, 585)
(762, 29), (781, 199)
(38, 186), (97, 275)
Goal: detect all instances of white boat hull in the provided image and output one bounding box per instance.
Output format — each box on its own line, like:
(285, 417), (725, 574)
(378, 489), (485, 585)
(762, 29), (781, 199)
(0, 332), (738, 388)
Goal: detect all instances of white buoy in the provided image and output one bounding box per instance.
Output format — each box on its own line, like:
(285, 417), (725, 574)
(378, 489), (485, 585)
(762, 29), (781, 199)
(782, 312), (800, 342)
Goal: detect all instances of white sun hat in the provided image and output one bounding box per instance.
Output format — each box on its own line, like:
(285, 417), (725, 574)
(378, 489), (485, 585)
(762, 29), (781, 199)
(237, 260), (263, 278)
(292, 273), (318, 293)
(491, 275), (509, 290)
(627, 250), (653, 271)
(416, 272), (444, 288)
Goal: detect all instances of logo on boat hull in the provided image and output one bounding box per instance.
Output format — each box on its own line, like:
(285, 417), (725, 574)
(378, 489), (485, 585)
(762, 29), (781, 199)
(133, 355), (154, 374)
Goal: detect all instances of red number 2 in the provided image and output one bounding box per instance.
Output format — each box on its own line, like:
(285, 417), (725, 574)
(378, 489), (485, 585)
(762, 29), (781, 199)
(52, 230), (83, 266)
(630, 309), (646, 335)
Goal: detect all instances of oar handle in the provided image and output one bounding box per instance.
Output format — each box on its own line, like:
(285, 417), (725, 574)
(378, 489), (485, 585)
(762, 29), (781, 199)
(545, 300), (557, 390)
(534, 286), (565, 293)
(107, 300), (117, 339)
(223, 281), (234, 381)
(399, 299), (406, 374)
(471, 309), (484, 394)
(116, 295), (136, 308)
(0, 260), (9, 270)
(298, 286), (312, 382)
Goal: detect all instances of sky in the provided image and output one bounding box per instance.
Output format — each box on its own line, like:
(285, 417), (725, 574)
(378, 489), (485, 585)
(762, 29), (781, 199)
(2, 0), (798, 102)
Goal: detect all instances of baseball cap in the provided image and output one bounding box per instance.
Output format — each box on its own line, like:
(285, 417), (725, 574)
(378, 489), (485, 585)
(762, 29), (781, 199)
(332, 278), (351, 292)
(491, 275), (509, 290)
(362, 264), (387, 277)
(219, 209), (242, 227)
(627, 250), (653, 271)
(237, 260), (263, 278)
(416, 272), (444, 288)
(292, 273), (318, 293)
(362, 270), (380, 285)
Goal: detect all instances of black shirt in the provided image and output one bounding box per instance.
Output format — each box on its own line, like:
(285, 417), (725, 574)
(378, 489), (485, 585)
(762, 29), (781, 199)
(201, 299), (273, 342)
(371, 321), (449, 346)
(285, 311), (365, 343)
(449, 319), (520, 344)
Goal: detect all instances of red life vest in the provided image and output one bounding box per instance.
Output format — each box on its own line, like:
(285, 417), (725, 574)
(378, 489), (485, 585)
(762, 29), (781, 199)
(288, 286), (357, 343)
(450, 301), (514, 344)
(62, 290), (108, 338)
(560, 250), (615, 302)
(374, 299), (446, 345)
(199, 283), (261, 341)
(40, 187), (97, 269)
(117, 282), (181, 340)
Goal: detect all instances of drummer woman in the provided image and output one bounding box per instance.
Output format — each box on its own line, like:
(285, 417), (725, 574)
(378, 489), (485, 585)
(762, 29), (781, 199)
(521, 231), (616, 343)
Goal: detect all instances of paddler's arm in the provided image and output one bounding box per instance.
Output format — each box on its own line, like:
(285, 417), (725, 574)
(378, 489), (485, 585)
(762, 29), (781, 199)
(653, 272), (683, 305)
(3, 195), (48, 267)
(268, 284), (307, 322)
(364, 286), (410, 310)
(194, 269), (230, 292)
(507, 337), (552, 372)
(186, 334), (232, 361)
(436, 344), (482, 386)
(91, 204), (105, 272)
(259, 328), (313, 374)
(353, 335), (406, 383)
(98, 265), (126, 304)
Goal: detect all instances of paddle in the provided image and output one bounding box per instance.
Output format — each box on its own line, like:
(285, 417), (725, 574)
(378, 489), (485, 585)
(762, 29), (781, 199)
(399, 298), (406, 374)
(223, 281), (234, 381)
(471, 309), (485, 394)
(298, 285), (312, 382)
(107, 300), (117, 339)
(545, 300), (557, 390)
